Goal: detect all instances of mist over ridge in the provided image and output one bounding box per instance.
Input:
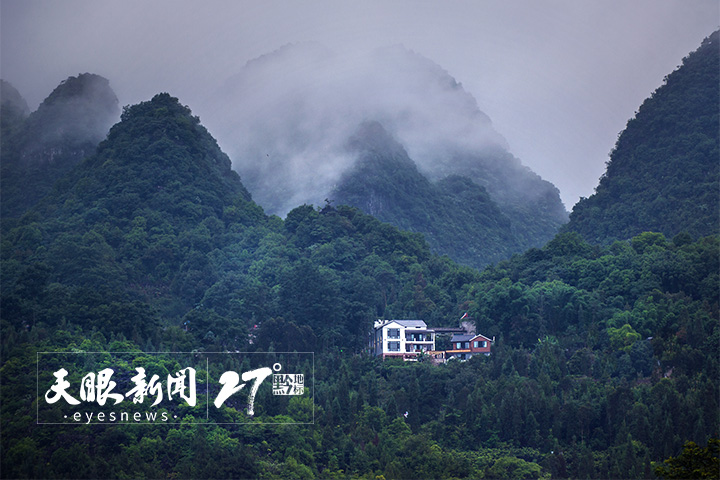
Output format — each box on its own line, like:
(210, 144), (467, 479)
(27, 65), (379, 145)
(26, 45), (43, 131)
(0, 73), (120, 218)
(199, 42), (561, 218)
(0, 80), (30, 119)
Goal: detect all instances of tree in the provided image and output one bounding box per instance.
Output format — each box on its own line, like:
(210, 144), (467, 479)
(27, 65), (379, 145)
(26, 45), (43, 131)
(655, 438), (719, 479)
(485, 456), (550, 480)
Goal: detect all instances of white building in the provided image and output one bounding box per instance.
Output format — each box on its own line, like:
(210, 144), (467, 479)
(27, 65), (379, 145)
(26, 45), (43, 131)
(371, 320), (436, 360)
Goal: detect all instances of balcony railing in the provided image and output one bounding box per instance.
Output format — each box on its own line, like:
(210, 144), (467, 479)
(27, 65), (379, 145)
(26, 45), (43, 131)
(405, 335), (433, 342)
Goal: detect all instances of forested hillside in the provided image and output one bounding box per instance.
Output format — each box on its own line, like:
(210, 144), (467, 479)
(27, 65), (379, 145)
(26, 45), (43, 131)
(1, 88), (718, 478)
(566, 31), (719, 243)
(208, 43), (568, 269)
(0, 73), (119, 219)
(332, 121), (568, 270)
(0, 80), (29, 135)
(332, 121), (518, 268)
(1, 31), (719, 478)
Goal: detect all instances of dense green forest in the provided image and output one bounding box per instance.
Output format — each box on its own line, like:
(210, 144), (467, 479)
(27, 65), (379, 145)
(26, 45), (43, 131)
(565, 31), (719, 243)
(1, 33), (719, 480)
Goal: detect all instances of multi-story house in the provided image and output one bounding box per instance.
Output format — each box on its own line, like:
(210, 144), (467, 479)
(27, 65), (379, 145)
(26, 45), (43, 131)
(445, 333), (493, 361)
(446, 333), (474, 361)
(371, 319), (493, 362)
(371, 320), (435, 360)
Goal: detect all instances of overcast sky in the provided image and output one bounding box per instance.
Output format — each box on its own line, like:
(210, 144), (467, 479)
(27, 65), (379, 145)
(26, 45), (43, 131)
(2, 0), (717, 209)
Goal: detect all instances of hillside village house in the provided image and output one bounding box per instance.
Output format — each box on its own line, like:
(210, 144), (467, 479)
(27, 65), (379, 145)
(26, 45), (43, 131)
(445, 333), (493, 361)
(371, 320), (436, 360)
(371, 319), (492, 362)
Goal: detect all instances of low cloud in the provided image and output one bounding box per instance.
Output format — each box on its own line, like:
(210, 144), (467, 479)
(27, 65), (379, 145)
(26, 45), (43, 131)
(200, 43), (511, 216)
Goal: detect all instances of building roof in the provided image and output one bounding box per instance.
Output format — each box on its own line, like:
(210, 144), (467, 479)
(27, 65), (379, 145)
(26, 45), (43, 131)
(471, 334), (493, 342)
(432, 326), (467, 334)
(376, 319), (428, 329)
(395, 320), (427, 328)
(451, 334), (474, 342)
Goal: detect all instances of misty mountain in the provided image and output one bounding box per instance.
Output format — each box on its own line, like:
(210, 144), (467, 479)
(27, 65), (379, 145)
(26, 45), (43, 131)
(41, 92), (251, 229)
(565, 30), (719, 243)
(443, 146), (569, 250)
(0, 73), (119, 219)
(202, 42), (567, 266)
(3, 92), (258, 331)
(16, 73), (119, 165)
(0, 80), (30, 136)
(0, 90), (477, 344)
(332, 121), (517, 267)
(2, 90), (718, 479)
(0, 81), (30, 177)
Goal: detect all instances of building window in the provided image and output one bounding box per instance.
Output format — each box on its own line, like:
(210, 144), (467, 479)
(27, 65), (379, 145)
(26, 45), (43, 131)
(388, 341), (400, 351)
(388, 328), (400, 339)
(481, 341), (487, 348)
(456, 342), (462, 349)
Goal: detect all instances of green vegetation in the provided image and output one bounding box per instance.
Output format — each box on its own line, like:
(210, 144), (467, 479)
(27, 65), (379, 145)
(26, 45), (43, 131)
(0, 80), (29, 139)
(1, 32), (718, 479)
(1, 73), (119, 219)
(332, 121), (568, 270)
(654, 438), (719, 479)
(566, 31), (719, 243)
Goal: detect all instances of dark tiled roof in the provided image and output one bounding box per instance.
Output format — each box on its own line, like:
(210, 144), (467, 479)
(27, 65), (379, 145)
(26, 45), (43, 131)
(450, 334), (474, 342)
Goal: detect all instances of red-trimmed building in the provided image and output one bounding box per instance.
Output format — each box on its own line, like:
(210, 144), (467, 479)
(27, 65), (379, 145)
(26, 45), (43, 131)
(444, 333), (493, 361)
(372, 319), (493, 363)
(470, 334), (492, 355)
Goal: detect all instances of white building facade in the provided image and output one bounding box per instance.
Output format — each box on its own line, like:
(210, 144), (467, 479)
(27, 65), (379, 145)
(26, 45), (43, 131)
(371, 320), (436, 360)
